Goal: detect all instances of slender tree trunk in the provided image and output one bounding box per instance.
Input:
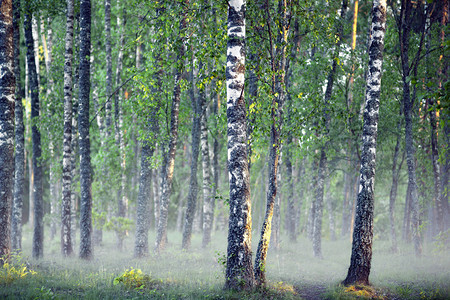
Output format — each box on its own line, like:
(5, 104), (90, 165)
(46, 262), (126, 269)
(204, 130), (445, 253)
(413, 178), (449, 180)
(389, 118), (403, 253)
(342, 170), (350, 237)
(182, 56), (201, 250)
(78, 0), (92, 260)
(155, 1), (188, 253)
(224, 0), (254, 290)
(61, 0), (75, 257)
(0, 0), (15, 262)
(313, 0), (348, 258)
(399, 0), (423, 256)
(25, 8), (44, 259)
(343, 0), (386, 286)
(200, 75), (214, 248)
(325, 175), (336, 241)
(11, 0), (24, 253)
(402, 181), (411, 241)
(104, 0), (112, 134)
(253, 0), (288, 285)
(114, 2), (127, 251)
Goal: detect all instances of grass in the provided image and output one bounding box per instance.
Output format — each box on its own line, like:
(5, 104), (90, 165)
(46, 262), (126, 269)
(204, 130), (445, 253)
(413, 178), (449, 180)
(1, 224), (449, 299)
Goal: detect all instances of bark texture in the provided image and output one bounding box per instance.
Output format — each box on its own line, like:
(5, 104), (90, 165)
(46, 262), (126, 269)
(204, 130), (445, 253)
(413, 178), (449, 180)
(181, 60), (201, 250)
(154, 1), (188, 253)
(61, 0), (74, 257)
(78, 0), (92, 260)
(313, 0), (348, 258)
(200, 80), (214, 248)
(0, 0), (14, 261)
(225, 0), (255, 290)
(25, 9), (44, 259)
(11, 0), (24, 252)
(343, 0), (386, 286)
(399, 0), (423, 256)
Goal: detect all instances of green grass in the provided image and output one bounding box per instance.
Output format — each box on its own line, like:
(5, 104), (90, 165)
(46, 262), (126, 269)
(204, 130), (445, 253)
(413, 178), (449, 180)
(1, 225), (449, 299)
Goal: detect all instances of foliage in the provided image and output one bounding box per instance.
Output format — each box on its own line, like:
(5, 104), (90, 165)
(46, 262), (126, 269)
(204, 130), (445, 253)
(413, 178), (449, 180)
(113, 268), (158, 291)
(0, 255), (37, 285)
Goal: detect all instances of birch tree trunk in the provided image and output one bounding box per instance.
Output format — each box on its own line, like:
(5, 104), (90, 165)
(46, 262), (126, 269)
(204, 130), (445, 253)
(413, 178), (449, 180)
(343, 0), (386, 285)
(0, 0), (14, 262)
(25, 8), (44, 259)
(61, 0), (75, 257)
(104, 0), (112, 134)
(78, 0), (93, 260)
(182, 57), (201, 250)
(200, 75), (214, 248)
(254, 0), (287, 285)
(313, 0), (348, 258)
(325, 175), (336, 241)
(155, 1), (188, 253)
(114, 2), (127, 251)
(224, 0), (255, 290)
(11, 0), (25, 253)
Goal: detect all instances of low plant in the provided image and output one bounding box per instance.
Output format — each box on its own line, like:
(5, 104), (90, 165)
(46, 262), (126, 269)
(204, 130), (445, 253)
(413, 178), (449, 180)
(0, 254), (37, 285)
(113, 267), (158, 291)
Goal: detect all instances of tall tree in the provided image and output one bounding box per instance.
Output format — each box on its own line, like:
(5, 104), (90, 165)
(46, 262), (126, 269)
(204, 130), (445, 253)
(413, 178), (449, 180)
(154, 0), (189, 253)
(253, 0), (288, 285)
(200, 67), (214, 248)
(11, 0), (24, 252)
(313, 0), (348, 259)
(397, 0), (424, 256)
(182, 55), (201, 250)
(343, 0), (387, 286)
(0, 0), (15, 262)
(61, 0), (75, 257)
(224, 0), (255, 290)
(25, 7), (44, 259)
(389, 116), (404, 253)
(78, 0), (93, 260)
(104, 0), (112, 134)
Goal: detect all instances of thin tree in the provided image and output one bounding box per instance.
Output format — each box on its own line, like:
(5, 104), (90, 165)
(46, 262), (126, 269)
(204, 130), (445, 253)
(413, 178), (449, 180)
(11, 0), (25, 252)
(25, 7), (44, 259)
(78, 0), (93, 260)
(313, 0), (348, 258)
(0, 0), (15, 263)
(181, 55), (201, 250)
(224, 0), (255, 290)
(155, 0), (189, 253)
(61, 0), (75, 257)
(343, 0), (387, 286)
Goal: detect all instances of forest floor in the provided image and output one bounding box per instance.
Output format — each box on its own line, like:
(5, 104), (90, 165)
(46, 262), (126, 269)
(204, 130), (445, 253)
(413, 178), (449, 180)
(1, 225), (449, 299)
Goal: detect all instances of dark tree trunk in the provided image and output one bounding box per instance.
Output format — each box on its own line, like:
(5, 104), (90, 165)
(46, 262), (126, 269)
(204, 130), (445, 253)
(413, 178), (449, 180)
(181, 54), (200, 250)
(155, 1), (188, 253)
(224, 0), (254, 290)
(389, 118), (403, 253)
(402, 181), (412, 242)
(78, 0), (92, 260)
(61, 0), (75, 257)
(11, 0), (24, 253)
(399, 0), (423, 256)
(254, 0), (288, 285)
(313, 0), (348, 258)
(343, 0), (386, 286)
(25, 9), (44, 259)
(0, 0), (15, 262)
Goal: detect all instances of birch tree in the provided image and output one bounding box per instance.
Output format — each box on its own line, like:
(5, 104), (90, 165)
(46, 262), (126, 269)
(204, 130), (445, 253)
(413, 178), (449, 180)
(343, 0), (387, 286)
(25, 7), (44, 259)
(79, 0), (93, 260)
(11, 0), (24, 252)
(61, 0), (75, 257)
(0, 0), (14, 262)
(224, 0), (255, 290)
